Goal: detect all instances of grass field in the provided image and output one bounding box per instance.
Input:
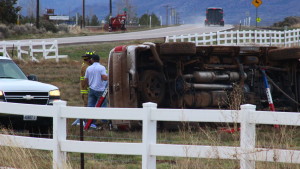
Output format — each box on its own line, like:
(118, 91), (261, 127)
(1, 40), (300, 169)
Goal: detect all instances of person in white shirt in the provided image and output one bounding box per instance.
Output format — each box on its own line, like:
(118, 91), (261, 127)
(85, 54), (108, 107)
(84, 54), (108, 128)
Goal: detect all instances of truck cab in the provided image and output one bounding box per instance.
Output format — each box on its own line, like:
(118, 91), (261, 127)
(205, 7), (225, 26)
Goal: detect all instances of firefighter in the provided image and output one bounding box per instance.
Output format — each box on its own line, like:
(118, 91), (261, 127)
(72, 51), (94, 126)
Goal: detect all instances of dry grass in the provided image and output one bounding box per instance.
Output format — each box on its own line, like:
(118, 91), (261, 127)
(0, 129), (71, 169)
(292, 23), (300, 28)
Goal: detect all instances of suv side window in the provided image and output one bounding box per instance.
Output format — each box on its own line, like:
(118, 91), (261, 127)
(0, 60), (27, 79)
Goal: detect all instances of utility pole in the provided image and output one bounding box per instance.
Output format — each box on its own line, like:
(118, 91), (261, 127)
(36, 0), (39, 28)
(82, 0), (85, 28)
(109, 0), (112, 18)
(163, 5), (169, 26)
(109, 0), (112, 27)
(170, 8), (173, 25)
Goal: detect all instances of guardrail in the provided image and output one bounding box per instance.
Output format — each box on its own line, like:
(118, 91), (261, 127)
(0, 40), (68, 62)
(0, 101), (300, 169)
(165, 29), (300, 47)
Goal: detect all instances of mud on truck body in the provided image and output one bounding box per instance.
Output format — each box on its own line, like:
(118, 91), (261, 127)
(108, 42), (300, 129)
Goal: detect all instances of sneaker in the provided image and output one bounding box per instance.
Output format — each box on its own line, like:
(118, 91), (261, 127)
(90, 124), (97, 129)
(72, 120), (85, 127)
(72, 119), (80, 126)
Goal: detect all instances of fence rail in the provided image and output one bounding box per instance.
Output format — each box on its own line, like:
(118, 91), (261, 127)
(0, 101), (300, 169)
(165, 29), (300, 47)
(0, 40), (68, 62)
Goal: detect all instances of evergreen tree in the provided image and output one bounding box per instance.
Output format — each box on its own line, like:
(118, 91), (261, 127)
(139, 14), (149, 26)
(0, 0), (21, 24)
(150, 13), (160, 26)
(90, 15), (100, 26)
(139, 13), (160, 27)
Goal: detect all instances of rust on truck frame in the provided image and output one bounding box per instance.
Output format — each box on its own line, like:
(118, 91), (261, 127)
(108, 42), (300, 130)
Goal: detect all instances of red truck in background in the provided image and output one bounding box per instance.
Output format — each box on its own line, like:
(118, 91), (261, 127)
(108, 12), (127, 32)
(205, 7), (225, 26)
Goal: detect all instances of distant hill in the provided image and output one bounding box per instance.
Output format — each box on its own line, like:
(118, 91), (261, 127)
(18, 0), (300, 26)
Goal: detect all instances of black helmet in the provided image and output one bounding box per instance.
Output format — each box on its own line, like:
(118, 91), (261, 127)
(82, 51), (95, 60)
(92, 54), (100, 61)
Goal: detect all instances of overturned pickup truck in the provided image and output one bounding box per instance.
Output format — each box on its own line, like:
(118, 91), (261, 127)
(108, 42), (300, 129)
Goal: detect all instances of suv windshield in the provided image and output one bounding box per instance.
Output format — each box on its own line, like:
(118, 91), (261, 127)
(0, 59), (27, 79)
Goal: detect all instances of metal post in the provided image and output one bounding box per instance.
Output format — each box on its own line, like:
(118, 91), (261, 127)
(80, 119), (84, 169)
(255, 8), (257, 27)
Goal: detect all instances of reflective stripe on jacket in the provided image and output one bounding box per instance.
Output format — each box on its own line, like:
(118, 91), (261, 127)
(80, 61), (90, 94)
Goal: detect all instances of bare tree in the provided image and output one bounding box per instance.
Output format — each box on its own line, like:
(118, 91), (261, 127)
(115, 0), (137, 24)
(26, 0), (35, 19)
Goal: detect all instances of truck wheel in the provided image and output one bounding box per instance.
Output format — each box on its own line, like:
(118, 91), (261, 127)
(139, 70), (166, 105)
(269, 47), (300, 60)
(160, 42), (196, 56)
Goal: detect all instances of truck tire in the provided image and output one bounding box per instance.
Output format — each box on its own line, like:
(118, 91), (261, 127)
(139, 70), (166, 105)
(160, 42), (196, 56)
(268, 47), (300, 60)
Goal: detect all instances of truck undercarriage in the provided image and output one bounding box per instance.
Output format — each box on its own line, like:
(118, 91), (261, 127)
(108, 42), (300, 129)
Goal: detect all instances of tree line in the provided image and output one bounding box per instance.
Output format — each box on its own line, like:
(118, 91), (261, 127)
(0, 0), (161, 28)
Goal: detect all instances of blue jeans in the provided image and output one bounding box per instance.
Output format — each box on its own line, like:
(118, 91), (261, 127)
(88, 88), (107, 107)
(87, 88), (108, 125)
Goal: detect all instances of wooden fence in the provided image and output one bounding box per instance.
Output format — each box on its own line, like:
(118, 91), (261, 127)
(0, 101), (300, 169)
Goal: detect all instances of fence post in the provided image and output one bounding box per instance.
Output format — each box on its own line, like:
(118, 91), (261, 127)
(142, 102), (157, 169)
(3, 41), (7, 58)
(298, 29), (300, 47)
(284, 30), (286, 47)
(54, 40), (59, 62)
(236, 30), (239, 45)
(17, 41), (22, 60)
(53, 100), (67, 169)
(216, 32), (218, 45)
(188, 34), (191, 43)
(240, 104), (256, 169)
(165, 36), (169, 43)
(195, 33), (199, 46)
(29, 41), (34, 61)
(42, 41), (46, 60)
(269, 31), (272, 46)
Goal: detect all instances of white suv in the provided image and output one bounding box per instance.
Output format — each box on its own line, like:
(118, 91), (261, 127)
(0, 56), (60, 137)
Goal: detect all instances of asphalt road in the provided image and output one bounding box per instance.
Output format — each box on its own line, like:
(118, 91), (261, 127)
(9, 24), (233, 45)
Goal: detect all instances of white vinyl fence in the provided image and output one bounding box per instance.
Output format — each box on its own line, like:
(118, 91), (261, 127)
(0, 101), (300, 169)
(166, 29), (300, 47)
(0, 40), (68, 62)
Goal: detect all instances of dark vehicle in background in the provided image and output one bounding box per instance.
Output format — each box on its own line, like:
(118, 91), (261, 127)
(0, 56), (60, 137)
(108, 42), (300, 130)
(205, 7), (224, 26)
